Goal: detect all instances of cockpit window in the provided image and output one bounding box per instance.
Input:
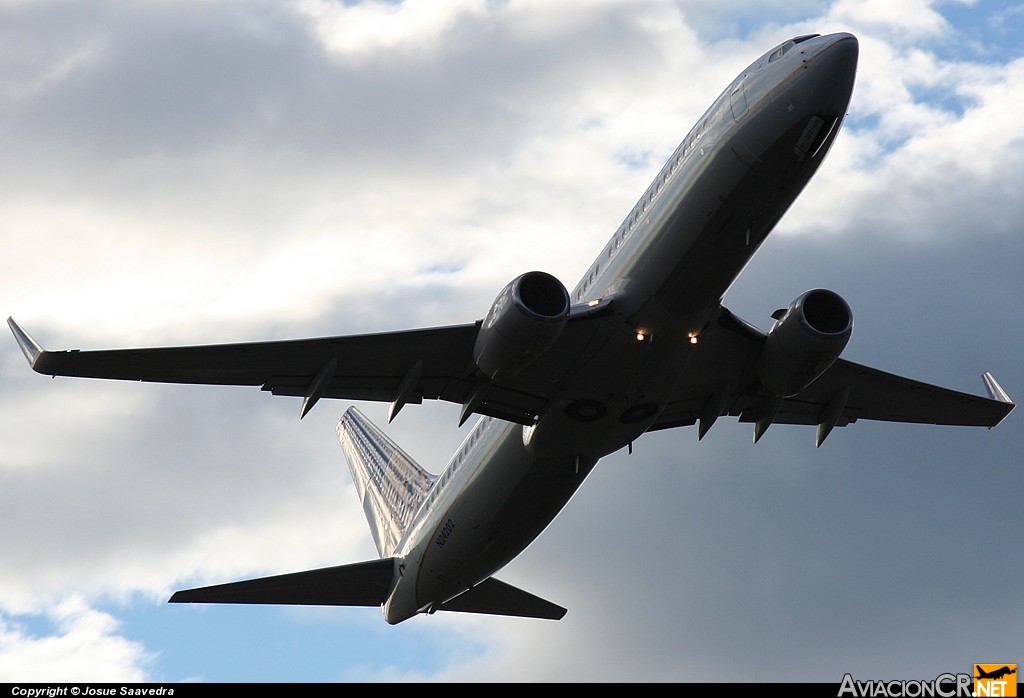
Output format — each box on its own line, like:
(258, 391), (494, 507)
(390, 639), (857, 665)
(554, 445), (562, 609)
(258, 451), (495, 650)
(768, 44), (789, 62)
(768, 34), (820, 62)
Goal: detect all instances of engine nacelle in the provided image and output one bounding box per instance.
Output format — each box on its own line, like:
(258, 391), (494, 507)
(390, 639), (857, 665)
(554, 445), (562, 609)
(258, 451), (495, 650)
(757, 289), (853, 397)
(473, 271), (570, 379)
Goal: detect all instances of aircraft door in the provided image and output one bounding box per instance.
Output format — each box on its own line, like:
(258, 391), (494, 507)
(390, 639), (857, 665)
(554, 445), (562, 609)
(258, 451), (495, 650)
(730, 79), (748, 120)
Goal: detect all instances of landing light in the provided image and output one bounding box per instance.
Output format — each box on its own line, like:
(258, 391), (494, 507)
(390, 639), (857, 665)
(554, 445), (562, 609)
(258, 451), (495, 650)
(587, 299), (601, 307)
(688, 331), (700, 345)
(636, 332), (646, 342)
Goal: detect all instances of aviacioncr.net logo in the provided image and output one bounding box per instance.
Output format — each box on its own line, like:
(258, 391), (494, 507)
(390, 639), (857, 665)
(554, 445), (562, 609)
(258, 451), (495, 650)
(838, 673), (973, 697)
(974, 664), (1017, 697)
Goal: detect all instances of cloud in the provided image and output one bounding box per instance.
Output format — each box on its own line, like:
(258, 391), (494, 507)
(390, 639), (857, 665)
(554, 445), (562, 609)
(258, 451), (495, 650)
(826, 0), (952, 40)
(0, 598), (151, 682)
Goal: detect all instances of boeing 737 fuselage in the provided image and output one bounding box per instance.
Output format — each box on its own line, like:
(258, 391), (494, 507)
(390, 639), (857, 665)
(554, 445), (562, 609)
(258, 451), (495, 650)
(382, 31), (859, 623)
(9, 33), (1013, 623)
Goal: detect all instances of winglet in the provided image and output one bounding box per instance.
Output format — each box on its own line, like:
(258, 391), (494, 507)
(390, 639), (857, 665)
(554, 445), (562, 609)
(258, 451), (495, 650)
(7, 317), (43, 367)
(982, 372), (1013, 405)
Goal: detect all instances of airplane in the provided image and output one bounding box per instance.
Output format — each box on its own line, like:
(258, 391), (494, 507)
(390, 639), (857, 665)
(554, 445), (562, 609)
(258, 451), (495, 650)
(976, 666), (1017, 681)
(8, 32), (1014, 624)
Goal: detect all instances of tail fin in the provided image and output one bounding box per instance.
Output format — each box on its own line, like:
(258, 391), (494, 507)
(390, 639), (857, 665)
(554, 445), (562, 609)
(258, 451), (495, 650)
(337, 407), (435, 558)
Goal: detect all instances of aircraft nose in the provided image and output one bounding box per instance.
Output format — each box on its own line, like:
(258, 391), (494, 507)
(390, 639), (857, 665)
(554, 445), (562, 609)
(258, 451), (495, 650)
(811, 32), (859, 76)
(798, 32), (858, 113)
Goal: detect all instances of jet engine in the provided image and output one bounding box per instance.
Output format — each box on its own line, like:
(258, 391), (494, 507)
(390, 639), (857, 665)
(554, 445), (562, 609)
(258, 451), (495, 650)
(757, 289), (852, 397)
(473, 271), (570, 379)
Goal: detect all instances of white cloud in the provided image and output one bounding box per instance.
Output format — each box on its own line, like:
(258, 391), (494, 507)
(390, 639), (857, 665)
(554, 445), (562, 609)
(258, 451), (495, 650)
(295, 0), (488, 62)
(826, 0), (951, 39)
(0, 598), (151, 682)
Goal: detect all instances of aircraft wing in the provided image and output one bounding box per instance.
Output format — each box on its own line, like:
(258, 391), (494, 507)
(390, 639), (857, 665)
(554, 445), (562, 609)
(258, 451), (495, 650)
(9, 316), (486, 413)
(10, 308), (1012, 442)
(651, 307), (1013, 445)
(6, 316), (554, 424)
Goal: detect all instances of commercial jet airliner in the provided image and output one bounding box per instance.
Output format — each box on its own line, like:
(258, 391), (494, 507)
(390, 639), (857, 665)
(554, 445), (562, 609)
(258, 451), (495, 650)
(8, 33), (1014, 623)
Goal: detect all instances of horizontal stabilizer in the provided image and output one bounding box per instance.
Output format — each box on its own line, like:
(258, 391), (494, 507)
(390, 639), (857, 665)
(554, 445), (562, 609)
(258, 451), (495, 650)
(437, 577), (567, 620)
(169, 558), (396, 607)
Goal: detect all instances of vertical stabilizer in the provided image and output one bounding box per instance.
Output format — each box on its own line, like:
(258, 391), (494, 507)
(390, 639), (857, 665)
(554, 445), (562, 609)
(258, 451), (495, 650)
(337, 407), (435, 557)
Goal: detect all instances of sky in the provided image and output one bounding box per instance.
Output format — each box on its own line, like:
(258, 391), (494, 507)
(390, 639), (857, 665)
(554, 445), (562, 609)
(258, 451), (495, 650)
(1, 0), (1022, 684)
